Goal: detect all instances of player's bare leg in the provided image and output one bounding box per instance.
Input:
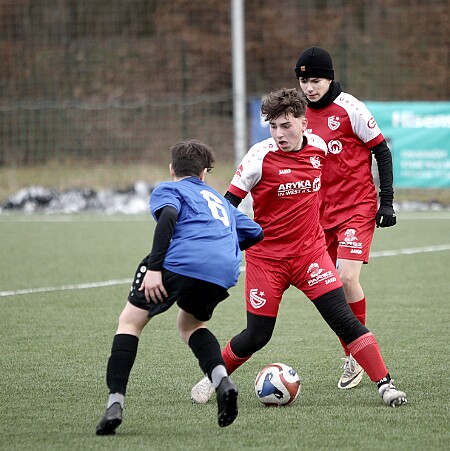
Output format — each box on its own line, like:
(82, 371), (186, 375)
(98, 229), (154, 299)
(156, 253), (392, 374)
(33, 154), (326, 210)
(338, 259), (364, 304)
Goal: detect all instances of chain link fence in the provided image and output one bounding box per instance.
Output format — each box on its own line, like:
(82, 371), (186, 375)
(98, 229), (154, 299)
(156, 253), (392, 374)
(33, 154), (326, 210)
(0, 0), (448, 197)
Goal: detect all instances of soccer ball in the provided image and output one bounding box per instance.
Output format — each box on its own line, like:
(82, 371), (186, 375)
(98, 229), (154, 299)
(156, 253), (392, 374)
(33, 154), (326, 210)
(255, 363), (301, 407)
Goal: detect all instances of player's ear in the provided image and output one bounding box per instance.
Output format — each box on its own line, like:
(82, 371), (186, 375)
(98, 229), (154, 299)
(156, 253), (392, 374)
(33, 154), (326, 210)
(301, 116), (308, 132)
(199, 168), (208, 181)
(169, 164), (175, 177)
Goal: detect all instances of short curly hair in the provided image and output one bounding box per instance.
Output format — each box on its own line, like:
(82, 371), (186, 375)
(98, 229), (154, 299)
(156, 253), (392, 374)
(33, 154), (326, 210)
(261, 88), (307, 121)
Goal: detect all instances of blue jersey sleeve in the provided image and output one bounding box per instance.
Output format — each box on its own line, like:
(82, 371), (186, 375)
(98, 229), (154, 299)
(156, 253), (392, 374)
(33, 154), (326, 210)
(149, 183), (181, 220)
(232, 206), (263, 243)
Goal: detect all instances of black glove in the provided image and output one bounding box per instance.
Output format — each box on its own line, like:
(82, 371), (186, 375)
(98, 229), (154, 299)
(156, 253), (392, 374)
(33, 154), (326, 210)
(376, 205), (397, 228)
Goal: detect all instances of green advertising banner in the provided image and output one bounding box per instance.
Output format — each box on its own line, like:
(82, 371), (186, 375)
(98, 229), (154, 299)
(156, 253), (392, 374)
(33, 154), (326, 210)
(250, 99), (450, 189)
(366, 102), (450, 188)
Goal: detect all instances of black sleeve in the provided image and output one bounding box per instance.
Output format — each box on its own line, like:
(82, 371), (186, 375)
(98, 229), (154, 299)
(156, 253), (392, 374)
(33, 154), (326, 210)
(225, 190), (261, 249)
(371, 140), (394, 206)
(224, 191), (242, 207)
(239, 230), (264, 251)
(146, 206), (178, 271)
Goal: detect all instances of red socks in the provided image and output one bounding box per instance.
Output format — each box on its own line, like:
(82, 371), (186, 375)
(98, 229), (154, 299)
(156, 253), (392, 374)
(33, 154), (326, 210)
(340, 297), (366, 355)
(347, 332), (388, 382)
(350, 297), (367, 325)
(221, 318), (389, 384)
(221, 340), (252, 375)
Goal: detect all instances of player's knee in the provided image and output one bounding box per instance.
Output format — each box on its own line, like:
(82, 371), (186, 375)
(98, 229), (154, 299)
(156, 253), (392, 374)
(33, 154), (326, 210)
(338, 270), (358, 289)
(231, 328), (272, 355)
(337, 261), (362, 289)
(231, 313), (276, 355)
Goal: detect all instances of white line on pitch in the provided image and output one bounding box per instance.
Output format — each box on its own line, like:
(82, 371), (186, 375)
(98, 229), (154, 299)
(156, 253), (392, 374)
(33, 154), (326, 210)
(0, 279), (131, 297)
(1, 244), (449, 298)
(370, 244), (450, 257)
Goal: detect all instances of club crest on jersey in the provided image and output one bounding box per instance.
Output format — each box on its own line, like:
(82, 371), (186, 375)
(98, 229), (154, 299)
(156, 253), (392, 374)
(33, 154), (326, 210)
(235, 164), (244, 177)
(310, 156), (321, 169)
(367, 117), (377, 129)
(328, 139), (343, 154)
(328, 116), (340, 131)
(249, 288), (266, 309)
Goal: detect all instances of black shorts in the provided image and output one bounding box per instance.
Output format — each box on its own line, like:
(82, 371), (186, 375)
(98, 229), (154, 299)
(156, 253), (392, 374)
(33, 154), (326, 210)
(127, 257), (229, 321)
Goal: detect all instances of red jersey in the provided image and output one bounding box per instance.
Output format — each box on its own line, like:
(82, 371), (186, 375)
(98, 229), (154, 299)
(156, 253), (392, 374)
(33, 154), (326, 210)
(306, 92), (384, 229)
(228, 135), (327, 259)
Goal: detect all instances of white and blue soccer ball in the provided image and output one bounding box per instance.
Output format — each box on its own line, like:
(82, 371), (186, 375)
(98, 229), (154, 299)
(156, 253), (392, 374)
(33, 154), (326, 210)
(255, 363), (301, 406)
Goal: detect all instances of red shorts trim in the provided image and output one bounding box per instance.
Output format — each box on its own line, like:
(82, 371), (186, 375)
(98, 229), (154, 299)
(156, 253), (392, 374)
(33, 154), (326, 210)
(324, 215), (375, 265)
(244, 250), (343, 317)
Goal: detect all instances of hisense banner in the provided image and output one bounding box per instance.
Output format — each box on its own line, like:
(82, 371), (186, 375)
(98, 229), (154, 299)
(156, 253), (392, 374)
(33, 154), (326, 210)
(250, 99), (450, 189)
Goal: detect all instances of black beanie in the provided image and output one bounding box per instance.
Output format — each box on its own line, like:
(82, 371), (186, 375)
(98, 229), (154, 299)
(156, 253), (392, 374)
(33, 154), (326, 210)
(294, 46), (334, 80)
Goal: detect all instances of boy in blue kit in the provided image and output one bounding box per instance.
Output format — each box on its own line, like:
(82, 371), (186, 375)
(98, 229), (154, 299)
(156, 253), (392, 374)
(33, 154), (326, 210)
(96, 140), (263, 435)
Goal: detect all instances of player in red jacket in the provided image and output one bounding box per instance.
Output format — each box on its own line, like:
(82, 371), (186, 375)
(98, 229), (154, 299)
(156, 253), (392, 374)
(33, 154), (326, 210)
(191, 88), (406, 408)
(294, 47), (397, 389)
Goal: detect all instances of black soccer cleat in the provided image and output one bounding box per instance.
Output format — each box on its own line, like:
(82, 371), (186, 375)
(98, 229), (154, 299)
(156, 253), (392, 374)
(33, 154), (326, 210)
(96, 402), (123, 435)
(216, 377), (238, 427)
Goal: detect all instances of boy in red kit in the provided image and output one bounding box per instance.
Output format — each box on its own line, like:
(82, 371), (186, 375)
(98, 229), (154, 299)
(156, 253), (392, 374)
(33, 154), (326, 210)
(190, 88), (407, 408)
(295, 47), (397, 389)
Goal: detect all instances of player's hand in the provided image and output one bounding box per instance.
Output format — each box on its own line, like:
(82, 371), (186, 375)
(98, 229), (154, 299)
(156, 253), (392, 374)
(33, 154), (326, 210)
(376, 205), (397, 228)
(139, 270), (168, 303)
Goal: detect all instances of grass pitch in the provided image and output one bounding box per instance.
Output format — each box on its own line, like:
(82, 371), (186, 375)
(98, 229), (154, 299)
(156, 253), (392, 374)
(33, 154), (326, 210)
(0, 211), (449, 450)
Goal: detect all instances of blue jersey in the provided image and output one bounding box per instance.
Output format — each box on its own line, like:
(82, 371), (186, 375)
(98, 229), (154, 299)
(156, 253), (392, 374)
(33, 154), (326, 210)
(150, 177), (262, 289)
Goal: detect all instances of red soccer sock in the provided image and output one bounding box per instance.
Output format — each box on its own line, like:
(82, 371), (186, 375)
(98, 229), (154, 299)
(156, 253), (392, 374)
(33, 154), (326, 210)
(347, 332), (388, 382)
(222, 340), (252, 375)
(350, 297), (367, 325)
(339, 297), (366, 355)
